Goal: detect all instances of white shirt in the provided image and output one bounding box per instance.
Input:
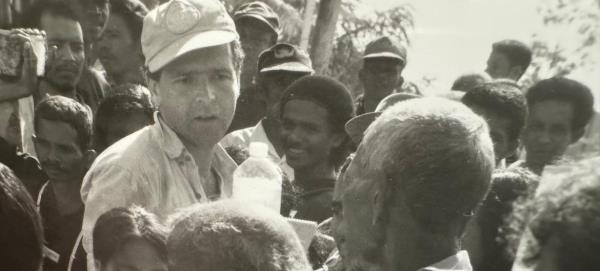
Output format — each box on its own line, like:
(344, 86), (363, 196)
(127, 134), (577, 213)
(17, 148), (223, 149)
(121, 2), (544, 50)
(81, 113), (237, 270)
(419, 250), (473, 271)
(221, 120), (294, 180)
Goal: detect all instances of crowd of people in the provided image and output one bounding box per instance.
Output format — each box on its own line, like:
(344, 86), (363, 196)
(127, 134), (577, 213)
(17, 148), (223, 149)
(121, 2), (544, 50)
(0, 0), (598, 271)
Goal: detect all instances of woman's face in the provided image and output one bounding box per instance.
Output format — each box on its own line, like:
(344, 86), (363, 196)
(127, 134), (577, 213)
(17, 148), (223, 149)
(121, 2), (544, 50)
(97, 239), (167, 271)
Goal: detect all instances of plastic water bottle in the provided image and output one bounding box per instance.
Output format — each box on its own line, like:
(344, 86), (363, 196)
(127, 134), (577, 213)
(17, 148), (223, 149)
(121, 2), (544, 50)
(233, 142), (282, 213)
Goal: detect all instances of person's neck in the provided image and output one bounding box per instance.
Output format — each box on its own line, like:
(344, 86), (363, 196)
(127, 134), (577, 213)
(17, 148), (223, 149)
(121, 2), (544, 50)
(183, 140), (216, 180)
(525, 158), (546, 175)
(39, 79), (77, 100)
(294, 162), (336, 190)
(49, 180), (84, 216)
(387, 232), (460, 271)
(109, 67), (145, 86)
(363, 90), (392, 112)
(262, 116), (284, 156)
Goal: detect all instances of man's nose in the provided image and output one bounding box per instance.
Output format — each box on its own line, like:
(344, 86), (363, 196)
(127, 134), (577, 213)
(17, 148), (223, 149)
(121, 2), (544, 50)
(195, 80), (216, 103)
(57, 45), (76, 61)
(538, 130), (552, 144)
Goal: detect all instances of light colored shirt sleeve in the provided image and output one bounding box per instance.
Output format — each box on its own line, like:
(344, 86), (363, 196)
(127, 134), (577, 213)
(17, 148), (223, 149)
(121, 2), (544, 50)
(81, 163), (154, 271)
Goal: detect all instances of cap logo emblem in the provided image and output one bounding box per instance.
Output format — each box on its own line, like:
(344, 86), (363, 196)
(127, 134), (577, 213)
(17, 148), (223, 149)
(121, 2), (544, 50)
(164, 0), (200, 34)
(274, 47), (294, 59)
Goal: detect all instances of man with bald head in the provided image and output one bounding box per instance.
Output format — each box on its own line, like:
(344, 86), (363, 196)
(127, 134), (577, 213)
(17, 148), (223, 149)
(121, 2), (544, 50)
(331, 98), (495, 271)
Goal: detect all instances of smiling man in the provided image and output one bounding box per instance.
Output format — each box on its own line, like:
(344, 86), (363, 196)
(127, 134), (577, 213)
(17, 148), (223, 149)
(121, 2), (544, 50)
(80, 0), (242, 269)
(331, 98), (495, 271)
(279, 75), (354, 222)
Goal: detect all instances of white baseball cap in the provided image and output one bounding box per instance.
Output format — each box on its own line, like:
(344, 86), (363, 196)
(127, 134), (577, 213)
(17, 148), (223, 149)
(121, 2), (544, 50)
(141, 0), (238, 73)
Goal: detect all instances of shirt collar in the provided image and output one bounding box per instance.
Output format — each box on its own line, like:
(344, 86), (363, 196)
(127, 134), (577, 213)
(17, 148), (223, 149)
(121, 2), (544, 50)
(153, 112), (188, 160)
(419, 250), (472, 271)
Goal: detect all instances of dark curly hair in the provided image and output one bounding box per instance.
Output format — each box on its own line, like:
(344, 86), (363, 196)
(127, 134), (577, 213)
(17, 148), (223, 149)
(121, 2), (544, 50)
(462, 80), (528, 143)
(492, 40), (532, 77)
(526, 77), (595, 133)
(34, 96), (93, 150)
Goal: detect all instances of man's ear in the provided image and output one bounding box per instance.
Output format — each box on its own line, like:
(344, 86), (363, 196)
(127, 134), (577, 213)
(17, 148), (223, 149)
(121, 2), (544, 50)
(509, 66), (524, 81)
(147, 77), (161, 106)
(571, 127), (586, 144)
(505, 139), (520, 159)
(372, 177), (392, 227)
(84, 149), (97, 168)
(331, 132), (346, 149)
(94, 259), (102, 271)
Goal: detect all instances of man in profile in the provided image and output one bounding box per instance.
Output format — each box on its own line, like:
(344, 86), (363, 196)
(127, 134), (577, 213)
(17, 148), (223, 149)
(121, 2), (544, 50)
(485, 39), (532, 82)
(332, 97), (495, 271)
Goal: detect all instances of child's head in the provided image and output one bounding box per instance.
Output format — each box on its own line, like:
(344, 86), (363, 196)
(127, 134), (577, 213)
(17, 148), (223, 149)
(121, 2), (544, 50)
(93, 206), (168, 271)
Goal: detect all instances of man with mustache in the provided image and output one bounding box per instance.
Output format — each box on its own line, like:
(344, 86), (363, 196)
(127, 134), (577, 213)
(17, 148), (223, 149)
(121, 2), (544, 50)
(81, 0), (241, 268)
(96, 0), (148, 86)
(331, 98), (495, 271)
(517, 77), (594, 175)
(20, 1), (89, 109)
(355, 36), (408, 115)
(33, 96), (96, 271)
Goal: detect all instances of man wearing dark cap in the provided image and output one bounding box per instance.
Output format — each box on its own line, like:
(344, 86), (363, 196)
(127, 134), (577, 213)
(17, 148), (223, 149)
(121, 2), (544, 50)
(355, 36), (408, 115)
(81, 0), (242, 268)
(229, 1), (281, 131)
(222, 43), (312, 179)
(485, 39), (532, 82)
(279, 75), (355, 223)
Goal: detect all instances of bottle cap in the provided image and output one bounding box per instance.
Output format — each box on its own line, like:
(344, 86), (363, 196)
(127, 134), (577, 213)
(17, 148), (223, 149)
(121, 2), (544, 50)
(249, 142), (268, 158)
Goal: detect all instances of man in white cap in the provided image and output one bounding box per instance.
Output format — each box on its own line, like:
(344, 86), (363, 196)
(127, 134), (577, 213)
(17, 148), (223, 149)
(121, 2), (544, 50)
(80, 0), (242, 268)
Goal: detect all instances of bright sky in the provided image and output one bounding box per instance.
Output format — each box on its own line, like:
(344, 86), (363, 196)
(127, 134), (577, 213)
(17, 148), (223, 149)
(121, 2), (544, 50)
(360, 0), (600, 108)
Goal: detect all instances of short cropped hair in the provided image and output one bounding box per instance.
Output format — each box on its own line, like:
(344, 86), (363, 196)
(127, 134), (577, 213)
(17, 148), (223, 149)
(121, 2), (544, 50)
(462, 81), (528, 142)
(21, 0), (80, 28)
(110, 0), (148, 45)
(93, 206), (168, 264)
(34, 96), (93, 150)
(0, 163), (44, 271)
(451, 72), (492, 92)
(167, 200), (311, 271)
(360, 98), (495, 234)
(492, 40), (532, 75)
(526, 77), (595, 132)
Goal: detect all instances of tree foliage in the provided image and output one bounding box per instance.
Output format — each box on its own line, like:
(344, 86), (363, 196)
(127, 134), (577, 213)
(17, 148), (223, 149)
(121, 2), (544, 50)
(328, 1), (415, 96)
(521, 0), (600, 89)
(222, 0), (415, 96)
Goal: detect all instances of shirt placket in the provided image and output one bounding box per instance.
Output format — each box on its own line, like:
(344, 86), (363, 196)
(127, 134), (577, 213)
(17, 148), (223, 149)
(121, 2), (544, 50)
(176, 151), (208, 202)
